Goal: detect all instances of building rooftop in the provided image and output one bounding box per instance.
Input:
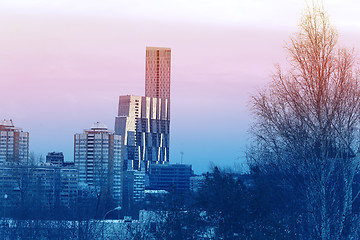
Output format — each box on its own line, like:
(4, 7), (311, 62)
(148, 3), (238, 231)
(0, 119), (14, 127)
(0, 119), (23, 132)
(81, 122), (114, 134)
(146, 46), (171, 50)
(91, 122), (108, 130)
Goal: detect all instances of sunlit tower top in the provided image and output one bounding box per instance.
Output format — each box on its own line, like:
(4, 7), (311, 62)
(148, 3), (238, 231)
(145, 47), (171, 100)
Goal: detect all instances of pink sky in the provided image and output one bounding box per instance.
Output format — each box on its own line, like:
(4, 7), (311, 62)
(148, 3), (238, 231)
(1, 0), (360, 173)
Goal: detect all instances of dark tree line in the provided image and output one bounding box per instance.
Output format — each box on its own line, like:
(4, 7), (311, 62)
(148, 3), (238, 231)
(142, 166), (291, 239)
(146, 164), (360, 240)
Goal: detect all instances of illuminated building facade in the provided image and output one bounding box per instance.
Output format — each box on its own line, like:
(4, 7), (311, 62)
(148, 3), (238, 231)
(0, 119), (29, 165)
(145, 47), (171, 100)
(115, 47), (171, 172)
(74, 122), (122, 205)
(115, 95), (170, 171)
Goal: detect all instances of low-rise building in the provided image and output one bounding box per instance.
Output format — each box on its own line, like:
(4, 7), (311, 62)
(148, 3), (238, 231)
(190, 175), (205, 192)
(148, 164), (193, 192)
(0, 165), (78, 210)
(46, 152), (65, 166)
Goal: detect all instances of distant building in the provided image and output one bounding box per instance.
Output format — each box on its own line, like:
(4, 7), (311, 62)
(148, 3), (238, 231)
(63, 161), (75, 167)
(122, 168), (146, 210)
(148, 164), (193, 192)
(74, 122), (122, 206)
(0, 119), (29, 165)
(0, 165), (78, 209)
(190, 175), (206, 192)
(144, 189), (169, 209)
(46, 152), (64, 166)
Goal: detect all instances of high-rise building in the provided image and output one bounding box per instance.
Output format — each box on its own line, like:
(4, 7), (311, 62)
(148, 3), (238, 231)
(0, 119), (29, 165)
(145, 47), (171, 100)
(115, 95), (170, 171)
(115, 47), (171, 172)
(74, 122), (122, 206)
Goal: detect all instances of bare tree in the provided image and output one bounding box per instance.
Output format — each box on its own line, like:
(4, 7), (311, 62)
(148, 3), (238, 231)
(249, 2), (360, 240)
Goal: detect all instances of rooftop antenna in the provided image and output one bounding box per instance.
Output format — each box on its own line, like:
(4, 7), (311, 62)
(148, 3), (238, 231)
(180, 151), (184, 164)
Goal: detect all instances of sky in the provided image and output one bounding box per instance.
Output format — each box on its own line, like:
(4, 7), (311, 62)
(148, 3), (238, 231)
(1, 0), (360, 174)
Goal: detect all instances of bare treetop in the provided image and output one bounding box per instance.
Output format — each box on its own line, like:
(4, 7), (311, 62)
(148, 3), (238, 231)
(249, 2), (360, 239)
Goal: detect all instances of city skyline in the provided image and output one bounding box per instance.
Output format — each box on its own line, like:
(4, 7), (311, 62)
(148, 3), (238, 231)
(1, 1), (360, 174)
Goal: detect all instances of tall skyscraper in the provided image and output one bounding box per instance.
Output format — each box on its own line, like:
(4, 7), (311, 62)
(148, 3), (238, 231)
(145, 47), (171, 100)
(0, 119), (29, 165)
(115, 47), (171, 172)
(115, 95), (170, 171)
(74, 122), (122, 205)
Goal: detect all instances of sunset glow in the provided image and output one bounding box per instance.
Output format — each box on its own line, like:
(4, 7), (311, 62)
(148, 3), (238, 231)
(1, 0), (359, 173)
